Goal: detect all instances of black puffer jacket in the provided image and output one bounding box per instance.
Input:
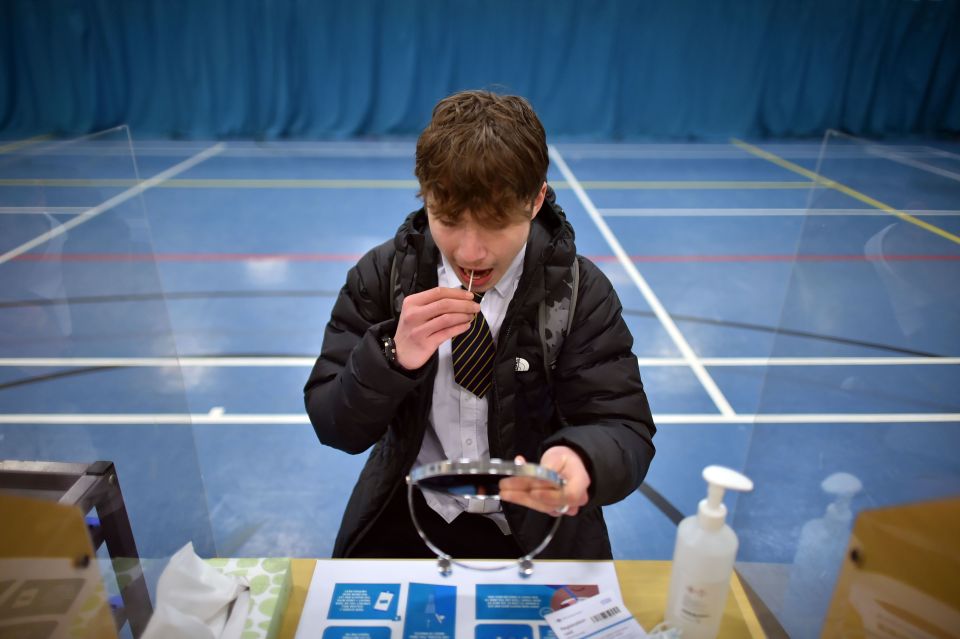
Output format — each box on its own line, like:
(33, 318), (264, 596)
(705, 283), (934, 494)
(304, 191), (656, 558)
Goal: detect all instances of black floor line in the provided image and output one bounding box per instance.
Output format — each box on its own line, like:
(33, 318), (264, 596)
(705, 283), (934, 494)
(637, 483), (685, 526)
(0, 289), (340, 309)
(2, 288), (943, 357)
(623, 308), (944, 358)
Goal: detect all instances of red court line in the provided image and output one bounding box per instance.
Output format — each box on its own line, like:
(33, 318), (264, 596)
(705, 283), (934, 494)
(9, 252), (960, 263)
(10, 253), (363, 262)
(591, 254), (960, 263)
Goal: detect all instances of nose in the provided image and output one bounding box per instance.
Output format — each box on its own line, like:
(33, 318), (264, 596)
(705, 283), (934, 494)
(455, 227), (487, 266)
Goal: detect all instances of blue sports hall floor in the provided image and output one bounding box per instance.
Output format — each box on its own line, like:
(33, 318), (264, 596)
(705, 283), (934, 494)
(1, 132), (958, 630)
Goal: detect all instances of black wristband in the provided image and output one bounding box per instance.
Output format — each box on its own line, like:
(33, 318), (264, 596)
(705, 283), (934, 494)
(382, 335), (401, 368)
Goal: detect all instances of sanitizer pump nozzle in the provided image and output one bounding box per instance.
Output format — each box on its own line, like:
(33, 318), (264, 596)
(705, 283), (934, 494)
(665, 466), (754, 639)
(698, 466), (754, 530)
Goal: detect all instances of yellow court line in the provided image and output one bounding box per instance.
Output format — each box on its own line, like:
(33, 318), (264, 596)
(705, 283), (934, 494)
(167, 178), (421, 189)
(731, 138), (960, 246)
(0, 177), (812, 190)
(0, 134), (52, 154)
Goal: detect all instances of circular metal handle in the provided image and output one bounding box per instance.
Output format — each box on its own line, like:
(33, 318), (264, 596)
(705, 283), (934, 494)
(406, 458), (566, 577)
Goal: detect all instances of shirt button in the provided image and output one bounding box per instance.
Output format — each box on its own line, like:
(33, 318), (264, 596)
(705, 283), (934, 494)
(466, 439), (473, 445)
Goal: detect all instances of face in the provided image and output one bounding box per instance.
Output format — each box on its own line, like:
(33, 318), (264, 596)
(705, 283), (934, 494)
(426, 183), (547, 292)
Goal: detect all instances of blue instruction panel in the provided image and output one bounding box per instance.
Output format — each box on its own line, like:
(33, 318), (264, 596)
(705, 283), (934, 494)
(403, 582), (457, 639)
(475, 584), (599, 620)
(538, 625), (559, 639)
(322, 628), (392, 639)
(296, 559), (621, 639)
(475, 623), (534, 639)
(327, 583), (401, 620)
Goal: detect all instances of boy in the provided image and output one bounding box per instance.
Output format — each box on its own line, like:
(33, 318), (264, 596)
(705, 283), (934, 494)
(304, 90), (655, 559)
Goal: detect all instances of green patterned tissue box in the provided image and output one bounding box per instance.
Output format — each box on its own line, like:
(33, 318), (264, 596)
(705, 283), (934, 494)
(205, 558), (292, 639)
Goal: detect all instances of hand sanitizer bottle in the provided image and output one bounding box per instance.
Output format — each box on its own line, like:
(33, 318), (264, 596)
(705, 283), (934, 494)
(664, 466), (754, 639)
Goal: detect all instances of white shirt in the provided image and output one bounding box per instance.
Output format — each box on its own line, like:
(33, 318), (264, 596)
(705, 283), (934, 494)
(415, 245), (527, 533)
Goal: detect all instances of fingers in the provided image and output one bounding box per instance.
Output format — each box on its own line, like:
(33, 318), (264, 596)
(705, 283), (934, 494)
(393, 287), (480, 369)
(499, 476), (578, 516)
(400, 295), (479, 335)
(409, 313), (473, 353)
(498, 447), (591, 517)
(418, 312), (476, 337)
(545, 448), (591, 511)
(427, 320), (473, 345)
(499, 485), (579, 516)
(400, 288), (480, 333)
(410, 297), (480, 323)
(405, 286), (476, 307)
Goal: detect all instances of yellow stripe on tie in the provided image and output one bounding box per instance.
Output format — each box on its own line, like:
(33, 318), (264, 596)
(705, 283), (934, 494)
(458, 340), (495, 388)
(0, 134), (51, 154)
(731, 138), (960, 247)
(474, 378), (493, 399)
(452, 320), (485, 367)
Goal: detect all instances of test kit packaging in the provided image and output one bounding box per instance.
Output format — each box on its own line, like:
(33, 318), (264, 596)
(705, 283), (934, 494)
(205, 558), (293, 639)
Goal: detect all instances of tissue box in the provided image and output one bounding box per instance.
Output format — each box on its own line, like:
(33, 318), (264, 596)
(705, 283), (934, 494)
(205, 558), (292, 639)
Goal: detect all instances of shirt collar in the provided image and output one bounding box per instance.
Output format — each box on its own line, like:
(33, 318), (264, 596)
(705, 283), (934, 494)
(438, 244), (527, 298)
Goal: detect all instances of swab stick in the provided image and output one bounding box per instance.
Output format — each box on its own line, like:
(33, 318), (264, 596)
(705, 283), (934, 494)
(467, 270), (475, 294)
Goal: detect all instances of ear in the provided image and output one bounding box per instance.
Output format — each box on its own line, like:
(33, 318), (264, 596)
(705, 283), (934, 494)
(530, 182), (548, 220)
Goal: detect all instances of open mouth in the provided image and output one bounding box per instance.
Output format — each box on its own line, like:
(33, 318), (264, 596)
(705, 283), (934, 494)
(459, 266), (494, 289)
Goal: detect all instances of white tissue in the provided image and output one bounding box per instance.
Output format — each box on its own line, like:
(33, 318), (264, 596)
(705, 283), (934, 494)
(142, 542), (249, 639)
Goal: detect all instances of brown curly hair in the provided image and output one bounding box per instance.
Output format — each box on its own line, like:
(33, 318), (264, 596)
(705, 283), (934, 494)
(415, 90), (548, 228)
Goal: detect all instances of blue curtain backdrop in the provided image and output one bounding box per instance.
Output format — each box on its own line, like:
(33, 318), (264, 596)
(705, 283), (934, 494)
(1, 0), (958, 139)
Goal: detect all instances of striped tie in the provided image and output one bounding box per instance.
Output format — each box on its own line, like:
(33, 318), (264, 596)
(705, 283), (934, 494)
(452, 291), (495, 398)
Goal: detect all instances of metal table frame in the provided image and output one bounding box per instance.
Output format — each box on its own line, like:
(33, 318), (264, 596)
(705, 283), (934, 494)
(0, 460), (152, 638)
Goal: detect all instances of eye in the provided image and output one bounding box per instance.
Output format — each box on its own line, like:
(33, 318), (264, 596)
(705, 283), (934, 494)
(429, 213), (457, 228)
(427, 208), (453, 227)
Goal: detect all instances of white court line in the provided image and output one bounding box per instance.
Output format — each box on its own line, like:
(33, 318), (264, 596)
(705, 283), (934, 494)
(923, 146), (960, 161)
(680, 357), (960, 366)
(0, 357), (317, 367)
(552, 144), (942, 161)
(2, 356), (959, 368)
(0, 143), (225, 266)
(19, 147), (414, 159)
(16, 141), (415, 159)
(600, 208), (960, 218)
(549, 145), (736, 417)
(654, 413), (960, 424)
(1, 412), (957, 425)
(864, 145), (960, 183)
(640, 357), (960, 367)
(0, 207), (88, 215)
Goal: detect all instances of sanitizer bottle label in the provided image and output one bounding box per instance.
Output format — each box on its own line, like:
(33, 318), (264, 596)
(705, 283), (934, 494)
(677, 581), (727, 625)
